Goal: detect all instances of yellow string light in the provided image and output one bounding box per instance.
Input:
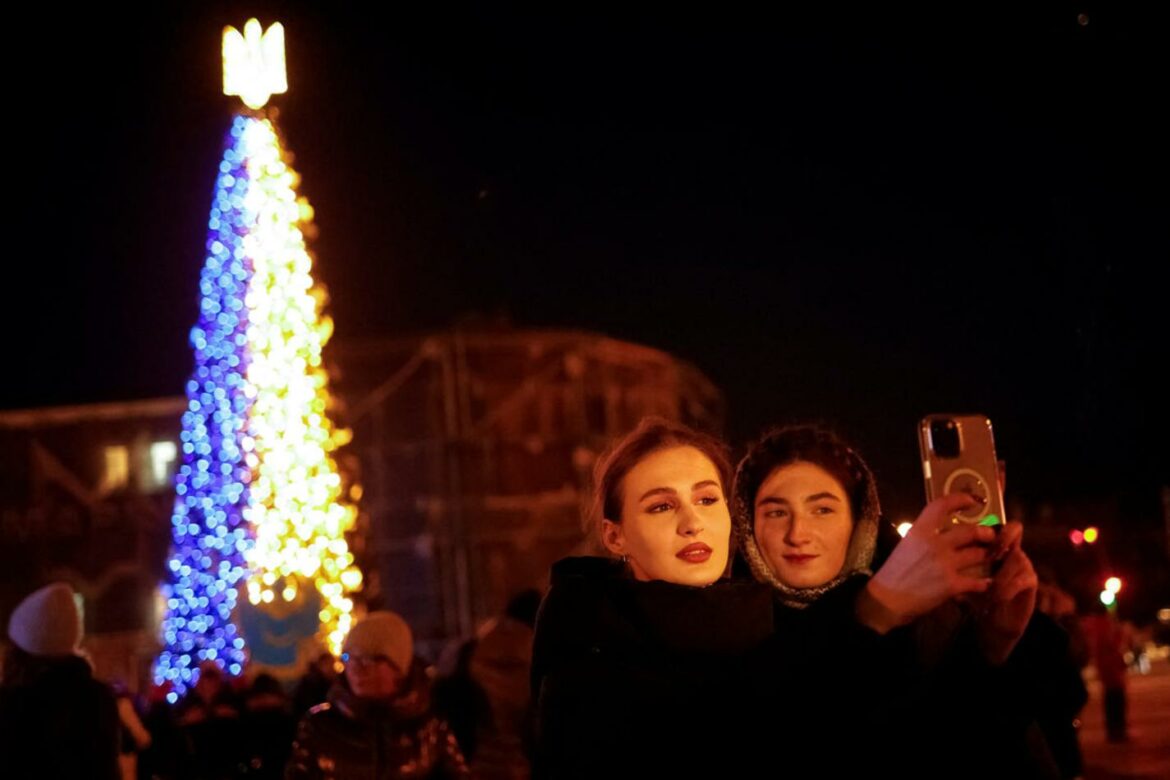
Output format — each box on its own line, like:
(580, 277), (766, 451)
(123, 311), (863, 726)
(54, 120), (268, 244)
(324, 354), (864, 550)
(239, 118), (362, 656)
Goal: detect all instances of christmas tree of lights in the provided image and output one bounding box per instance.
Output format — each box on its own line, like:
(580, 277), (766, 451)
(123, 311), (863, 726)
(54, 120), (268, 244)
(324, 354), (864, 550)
(155, 19), (361, 699)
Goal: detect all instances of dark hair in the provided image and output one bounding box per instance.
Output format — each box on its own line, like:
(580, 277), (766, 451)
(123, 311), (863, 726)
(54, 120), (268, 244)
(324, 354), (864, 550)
(588, 417), (732, 541)
(250, 673), (285, 698)
(504, 588), (542, 628)
(736, 425), (868, 518)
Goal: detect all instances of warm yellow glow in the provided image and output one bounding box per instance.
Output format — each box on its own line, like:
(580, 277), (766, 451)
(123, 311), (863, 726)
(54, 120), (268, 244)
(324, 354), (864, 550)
(1105, 577), (1122, 594)
(896, 521), (913, 538)
(223, 19), (288, 110)
(101, 446), (130, 493)
(240, 118), (361, 656)
(1083, 527), (1099, 544)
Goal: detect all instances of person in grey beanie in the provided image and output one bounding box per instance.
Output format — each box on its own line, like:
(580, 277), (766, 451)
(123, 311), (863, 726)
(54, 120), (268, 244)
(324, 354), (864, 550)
(286, 610), (469, 779)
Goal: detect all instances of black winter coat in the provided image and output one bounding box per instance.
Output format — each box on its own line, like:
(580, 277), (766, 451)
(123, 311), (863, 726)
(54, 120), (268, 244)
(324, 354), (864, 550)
(0, 654), (121, 780)
(531, 556), (777, 779)
(286, 663), (468, 780)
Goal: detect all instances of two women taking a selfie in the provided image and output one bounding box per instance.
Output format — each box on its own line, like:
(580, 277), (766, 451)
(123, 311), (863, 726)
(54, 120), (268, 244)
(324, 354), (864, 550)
(532, 417), (1054, 778)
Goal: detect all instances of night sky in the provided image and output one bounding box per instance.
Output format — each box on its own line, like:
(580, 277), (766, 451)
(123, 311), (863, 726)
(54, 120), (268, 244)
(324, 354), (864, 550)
(6, 4), (1166, 520)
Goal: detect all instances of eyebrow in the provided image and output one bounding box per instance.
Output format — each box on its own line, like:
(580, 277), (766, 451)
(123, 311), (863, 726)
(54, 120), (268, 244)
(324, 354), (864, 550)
(805, 492), (842, 503)
(639, 487), (678, 502)
(757, 492), (842, 508)
(639, 480), (721, 503)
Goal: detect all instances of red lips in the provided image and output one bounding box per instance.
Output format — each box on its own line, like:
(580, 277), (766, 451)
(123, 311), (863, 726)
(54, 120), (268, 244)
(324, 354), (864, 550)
(676, 542), (713, 563)
(782, 554), (818, 565)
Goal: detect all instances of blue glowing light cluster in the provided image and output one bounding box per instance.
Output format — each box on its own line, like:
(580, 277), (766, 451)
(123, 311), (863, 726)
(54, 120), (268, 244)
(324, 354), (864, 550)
(155, 116), (258, 698)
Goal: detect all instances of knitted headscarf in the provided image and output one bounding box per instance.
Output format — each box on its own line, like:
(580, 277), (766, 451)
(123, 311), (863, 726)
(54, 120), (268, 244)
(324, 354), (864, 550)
(732, 425), (881, 608)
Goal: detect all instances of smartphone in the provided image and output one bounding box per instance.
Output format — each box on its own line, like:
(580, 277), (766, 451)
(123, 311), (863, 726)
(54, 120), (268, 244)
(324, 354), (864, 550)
(918, 414), (1005, 534)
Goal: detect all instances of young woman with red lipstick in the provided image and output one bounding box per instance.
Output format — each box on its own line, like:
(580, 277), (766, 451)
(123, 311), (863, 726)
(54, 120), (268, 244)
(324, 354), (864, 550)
(732, 424), (1060, 777)
(530, 417), (774, 778)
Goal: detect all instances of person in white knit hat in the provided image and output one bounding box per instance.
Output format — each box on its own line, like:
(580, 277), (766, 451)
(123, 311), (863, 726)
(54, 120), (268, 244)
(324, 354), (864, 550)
(286, 610), (469, 778)
(6, 581), (85, 657)
(1, 582), (120, 779)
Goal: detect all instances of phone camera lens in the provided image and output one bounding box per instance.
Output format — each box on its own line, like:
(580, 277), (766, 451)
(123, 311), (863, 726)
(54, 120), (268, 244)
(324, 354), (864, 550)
(931, 419), (962, 458)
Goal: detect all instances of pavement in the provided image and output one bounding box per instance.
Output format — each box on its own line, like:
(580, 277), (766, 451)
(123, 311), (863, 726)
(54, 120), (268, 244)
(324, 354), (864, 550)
(1080, 656), (1170, 780)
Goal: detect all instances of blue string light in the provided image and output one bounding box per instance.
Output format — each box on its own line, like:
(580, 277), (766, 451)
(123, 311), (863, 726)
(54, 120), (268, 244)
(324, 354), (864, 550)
(154, 116), (257, 696)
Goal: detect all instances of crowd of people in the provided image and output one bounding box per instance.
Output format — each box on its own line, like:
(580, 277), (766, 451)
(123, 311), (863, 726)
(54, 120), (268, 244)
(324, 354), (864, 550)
(1, 417), (1133, 778)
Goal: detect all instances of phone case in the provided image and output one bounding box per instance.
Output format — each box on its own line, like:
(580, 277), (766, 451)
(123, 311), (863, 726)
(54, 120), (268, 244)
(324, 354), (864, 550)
(918, 413), (1005, 530)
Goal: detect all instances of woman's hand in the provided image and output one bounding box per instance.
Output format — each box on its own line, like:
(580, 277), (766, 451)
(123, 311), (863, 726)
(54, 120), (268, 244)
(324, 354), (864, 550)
(856, 493), (996, 634)
(973, 521), (1038, 665)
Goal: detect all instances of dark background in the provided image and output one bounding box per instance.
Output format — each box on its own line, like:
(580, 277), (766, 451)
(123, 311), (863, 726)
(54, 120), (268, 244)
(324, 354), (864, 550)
(5, 3), (1166, 524)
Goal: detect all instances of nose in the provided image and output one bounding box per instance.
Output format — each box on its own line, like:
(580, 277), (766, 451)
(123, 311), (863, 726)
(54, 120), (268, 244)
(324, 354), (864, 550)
(678, 503), (704, 537)
(783, 512), (810, 547)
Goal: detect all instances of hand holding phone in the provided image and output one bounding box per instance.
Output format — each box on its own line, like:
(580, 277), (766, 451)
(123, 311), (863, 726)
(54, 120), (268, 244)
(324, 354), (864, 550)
(918, 414), (1005, 576)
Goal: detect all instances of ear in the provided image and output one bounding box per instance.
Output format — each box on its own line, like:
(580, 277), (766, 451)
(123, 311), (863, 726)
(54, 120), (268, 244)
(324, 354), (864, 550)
(600, 519), (625, 557)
